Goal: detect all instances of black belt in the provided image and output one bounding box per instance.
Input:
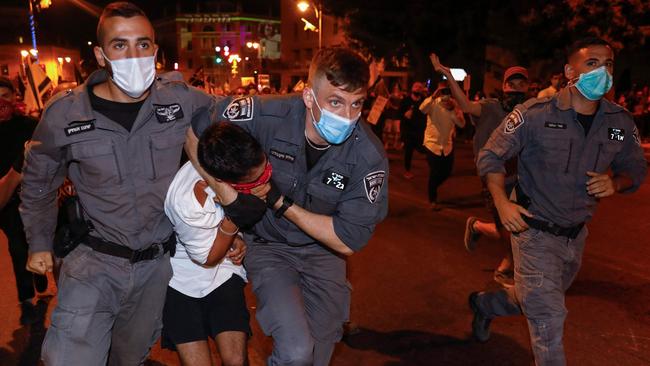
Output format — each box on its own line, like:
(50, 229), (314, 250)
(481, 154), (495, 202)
(83, 234), (176, 263)
(523, 217), (584, 239)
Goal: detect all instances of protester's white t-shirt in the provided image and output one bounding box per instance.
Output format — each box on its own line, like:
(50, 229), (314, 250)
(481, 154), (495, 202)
(164, 161), (246, 298)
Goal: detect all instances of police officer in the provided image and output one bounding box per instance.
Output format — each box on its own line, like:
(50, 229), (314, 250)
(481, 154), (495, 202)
(187, 48), (389, 366)
(469, 37), (647, 366)
(0, 77), (48, 325)
(20, 3), (215, 365)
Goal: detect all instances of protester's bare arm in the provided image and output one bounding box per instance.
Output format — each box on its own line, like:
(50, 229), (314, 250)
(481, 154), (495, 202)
(429, 53), (482, 117)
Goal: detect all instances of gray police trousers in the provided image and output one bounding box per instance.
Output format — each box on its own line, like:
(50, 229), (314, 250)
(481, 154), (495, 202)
(474, 226), (588, 366)
(244, 240), (351, 366)
(42, 245), (172, 366)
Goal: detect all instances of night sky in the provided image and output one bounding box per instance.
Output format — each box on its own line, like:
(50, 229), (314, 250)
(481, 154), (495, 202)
(3, 0), (280, 49)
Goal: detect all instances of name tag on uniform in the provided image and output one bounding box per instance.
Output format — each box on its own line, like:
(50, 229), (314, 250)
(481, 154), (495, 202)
(323, 170), (349, 190)
(270, 149), (295, 163)
(65, 120), (95, 136)
(154, 103), (184, 123)
(608, 128), (625, 142)
(544, 121), (567, 129)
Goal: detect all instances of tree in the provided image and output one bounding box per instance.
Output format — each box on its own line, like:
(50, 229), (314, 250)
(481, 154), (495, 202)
(326, 0), (649, 90)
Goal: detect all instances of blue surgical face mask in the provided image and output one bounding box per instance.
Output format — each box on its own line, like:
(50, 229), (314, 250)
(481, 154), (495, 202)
(309, 89), (360, 144)
(573, 66), (613, 101)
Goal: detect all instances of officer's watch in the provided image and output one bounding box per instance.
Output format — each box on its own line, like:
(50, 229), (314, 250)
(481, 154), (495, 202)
(274, 196), (294, 218)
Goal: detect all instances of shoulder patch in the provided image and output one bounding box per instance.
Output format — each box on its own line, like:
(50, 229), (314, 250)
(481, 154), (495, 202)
(504, 109), (524, 134)
(364, 170), (385, 203)
(223, 97), (254, 121)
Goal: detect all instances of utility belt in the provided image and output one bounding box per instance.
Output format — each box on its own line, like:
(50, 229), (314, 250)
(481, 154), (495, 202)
(515, 185), (584, 240)
(83, 234), (176, 263)
(53, 195), (176, 261)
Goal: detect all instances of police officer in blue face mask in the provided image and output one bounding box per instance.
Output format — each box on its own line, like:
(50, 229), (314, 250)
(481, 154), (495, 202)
(20, 2), (216, 365)
(469, 37), (647, 366)
(187, 47), (389, 366)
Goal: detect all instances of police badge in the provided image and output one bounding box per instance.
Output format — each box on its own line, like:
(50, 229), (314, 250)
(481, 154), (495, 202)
(154, 103), (184, 123)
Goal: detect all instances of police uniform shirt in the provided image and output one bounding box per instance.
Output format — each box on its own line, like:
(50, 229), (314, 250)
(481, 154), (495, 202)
(477, 88), (647, 227)
(20, 70), (216, 252)
(192, 94), (389, 252)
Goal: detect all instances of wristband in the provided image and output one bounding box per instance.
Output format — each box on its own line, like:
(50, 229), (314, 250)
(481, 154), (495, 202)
(274, 196), (294, 218)
(219, 225), (239, 236)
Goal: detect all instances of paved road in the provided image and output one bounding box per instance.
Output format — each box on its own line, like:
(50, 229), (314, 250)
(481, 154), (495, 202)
(0, 141), (648, 365)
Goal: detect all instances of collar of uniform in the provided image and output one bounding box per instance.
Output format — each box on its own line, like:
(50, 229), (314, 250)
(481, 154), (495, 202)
(64, 69), (107, 124)
(554, 86), (624, 115)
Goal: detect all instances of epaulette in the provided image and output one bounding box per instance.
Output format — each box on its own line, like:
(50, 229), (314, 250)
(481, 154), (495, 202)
(522, 96), (552, 110)
(156, 71), (188, 90)
(42, 88), (74, 111)
(258, 94), (296, 118)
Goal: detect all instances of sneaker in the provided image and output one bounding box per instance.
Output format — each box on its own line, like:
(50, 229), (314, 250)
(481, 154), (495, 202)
(403, 172), (415, 179)
(493, 269), (515, 289)
(34, 274), (48, 293)
(468, 292), (491, 342)
(464, 217), (481, 252)
(19, 300), (38, 326)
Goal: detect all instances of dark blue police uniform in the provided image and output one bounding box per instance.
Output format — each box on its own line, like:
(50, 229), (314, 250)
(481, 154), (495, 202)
(193, 94), (389, 366)
(473, 88), (647, 365)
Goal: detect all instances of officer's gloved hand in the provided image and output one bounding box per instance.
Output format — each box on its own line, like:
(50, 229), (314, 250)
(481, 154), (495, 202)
(266, 179), (283, 209)
(222, 193), (267, 230)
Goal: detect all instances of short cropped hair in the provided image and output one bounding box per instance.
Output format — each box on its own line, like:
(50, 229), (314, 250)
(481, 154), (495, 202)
(197, 122), (265, 183)
(308, 47), (369, 92)
(97, 2), (149, 45)
(567, 37), (612, 61)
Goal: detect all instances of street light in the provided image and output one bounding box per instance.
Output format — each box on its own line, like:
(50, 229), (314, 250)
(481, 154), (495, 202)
(297, 1), (322, 49)
(64, 56), (71, 63)
(20, 50), (29, 58)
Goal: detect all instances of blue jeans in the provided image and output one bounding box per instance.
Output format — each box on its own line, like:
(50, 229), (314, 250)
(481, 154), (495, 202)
(474, 226), (588, 366)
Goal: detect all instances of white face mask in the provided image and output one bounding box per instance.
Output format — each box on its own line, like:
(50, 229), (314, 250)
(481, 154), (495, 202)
(100, 48), (156, 98)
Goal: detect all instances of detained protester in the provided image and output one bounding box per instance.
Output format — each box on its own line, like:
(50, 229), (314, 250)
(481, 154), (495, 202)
(162, 121), (270, 366)
(470, 37), (647, 365)
(419, 81), (466, 210)
(20, 2), (216, 364)
(0, 77), (49, 326)
(187, 47), (389, 366)
(430, 53), (530, 287)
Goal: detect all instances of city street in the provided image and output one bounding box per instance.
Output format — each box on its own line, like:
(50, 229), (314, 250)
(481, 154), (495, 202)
(0, 140), (648, 366)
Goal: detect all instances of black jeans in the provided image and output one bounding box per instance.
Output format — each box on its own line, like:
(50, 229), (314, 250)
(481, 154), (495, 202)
(0, 204), (46, 302)
(425, 149), (455, 203)
(403, 138), (427, 172)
